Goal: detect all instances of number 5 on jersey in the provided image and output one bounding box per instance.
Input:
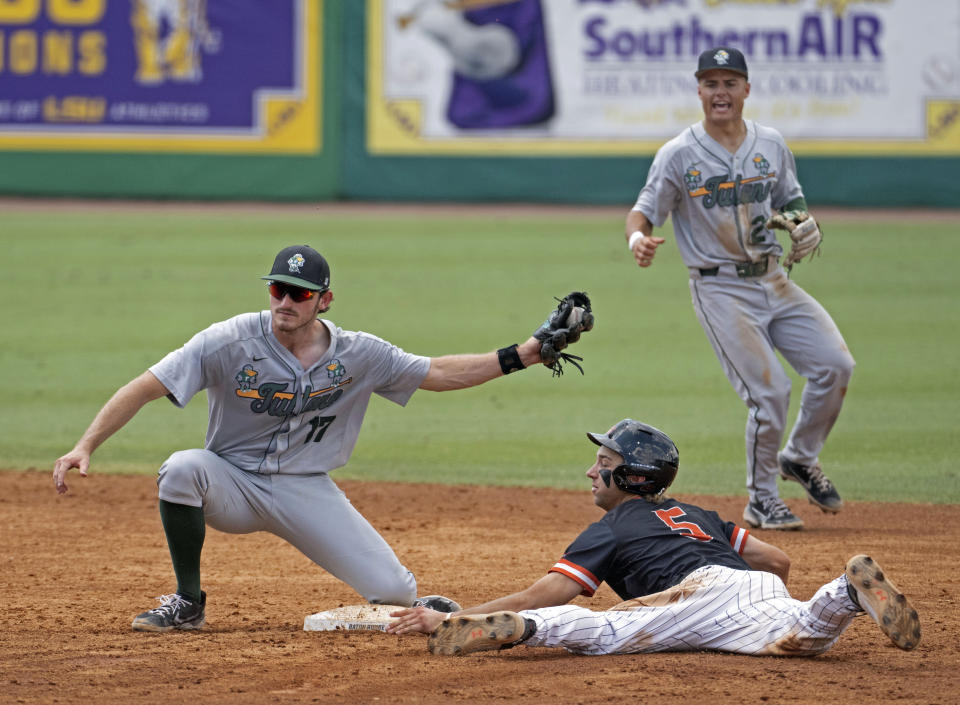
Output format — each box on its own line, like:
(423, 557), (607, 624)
(305, 415), (336, 443)
(654, 506), (713, 542)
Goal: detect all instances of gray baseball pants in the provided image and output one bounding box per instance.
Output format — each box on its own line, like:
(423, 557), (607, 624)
(689, 264), (855, 502)
(157, 449), (417, 605)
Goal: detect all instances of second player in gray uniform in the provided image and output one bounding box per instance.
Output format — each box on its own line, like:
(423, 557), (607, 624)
(52, 245), (591, 631)
(626, 47), (855, 530)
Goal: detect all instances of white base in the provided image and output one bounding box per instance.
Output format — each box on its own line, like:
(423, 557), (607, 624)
(303, 603), (406, 632)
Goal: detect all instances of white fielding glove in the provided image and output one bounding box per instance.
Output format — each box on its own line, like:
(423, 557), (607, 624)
(765, 211), (822, 269)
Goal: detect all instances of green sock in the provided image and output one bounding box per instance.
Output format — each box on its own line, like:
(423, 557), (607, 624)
(158, 500), (205, 603)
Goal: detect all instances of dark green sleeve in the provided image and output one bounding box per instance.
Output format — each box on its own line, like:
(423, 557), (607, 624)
(781, 196), (808, 213)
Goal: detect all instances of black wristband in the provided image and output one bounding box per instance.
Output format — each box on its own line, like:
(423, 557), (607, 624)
(497, 344), (526, 375)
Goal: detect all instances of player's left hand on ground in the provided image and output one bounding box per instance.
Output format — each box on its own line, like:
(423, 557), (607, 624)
(533, 291), (594, 377)
(387, 606), (449, 635)
(765, 210), (822, 269)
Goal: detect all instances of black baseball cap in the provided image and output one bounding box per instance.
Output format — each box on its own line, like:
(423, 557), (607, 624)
(261, 245), (331, 291)
(695, 47), (748, 79)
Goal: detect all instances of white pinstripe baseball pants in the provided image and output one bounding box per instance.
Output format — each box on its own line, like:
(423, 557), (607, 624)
(520, 565), (860, 656)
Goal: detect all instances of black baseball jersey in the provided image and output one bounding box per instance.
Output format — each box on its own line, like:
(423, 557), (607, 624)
(550, 497), (751, 600)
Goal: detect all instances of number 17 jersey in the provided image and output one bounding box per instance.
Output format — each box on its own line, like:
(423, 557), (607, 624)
(149, 311), (430, 475)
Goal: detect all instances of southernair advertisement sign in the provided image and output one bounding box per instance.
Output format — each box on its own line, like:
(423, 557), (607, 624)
(368, 0), (960, 155)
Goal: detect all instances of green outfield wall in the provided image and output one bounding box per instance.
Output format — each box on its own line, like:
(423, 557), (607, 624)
(0, 1), (957, 207)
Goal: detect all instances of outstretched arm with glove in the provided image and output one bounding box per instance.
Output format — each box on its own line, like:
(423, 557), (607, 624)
(419, 291), (595, 391)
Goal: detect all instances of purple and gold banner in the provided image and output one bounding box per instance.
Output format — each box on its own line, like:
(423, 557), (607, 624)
(0, 0), (319, 153)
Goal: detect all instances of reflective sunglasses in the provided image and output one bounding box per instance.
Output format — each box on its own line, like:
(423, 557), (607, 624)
(267, 281), (320, 303)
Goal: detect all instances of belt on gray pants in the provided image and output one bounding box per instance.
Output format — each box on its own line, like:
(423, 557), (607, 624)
(699, 257), (775, 278)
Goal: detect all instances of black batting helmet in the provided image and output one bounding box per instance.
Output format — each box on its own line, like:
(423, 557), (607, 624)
(587, 419), (679, 496)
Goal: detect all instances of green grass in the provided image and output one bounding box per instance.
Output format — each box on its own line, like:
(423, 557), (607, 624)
(2, 207), (958, 503)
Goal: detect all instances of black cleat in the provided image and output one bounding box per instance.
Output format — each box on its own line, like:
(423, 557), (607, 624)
(779, 454), (843, 513)
(412, 595), (462, 613)
(131, 591), (206, 632)
(743, 496), (804, 530)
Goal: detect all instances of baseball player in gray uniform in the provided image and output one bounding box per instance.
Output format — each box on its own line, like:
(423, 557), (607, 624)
(387, 419), (921, 657)
(625, 47), (855, 530)
(52, 245), (592, 632)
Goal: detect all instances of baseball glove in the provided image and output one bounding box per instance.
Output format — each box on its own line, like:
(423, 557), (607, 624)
(533, 291), (594, 377)
(765, 210), (822, 271)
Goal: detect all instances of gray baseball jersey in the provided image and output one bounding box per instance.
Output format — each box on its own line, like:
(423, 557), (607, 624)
(634, 120), (802, 268)
(630, 119), (854, 522)
(150, 311), (430, 474)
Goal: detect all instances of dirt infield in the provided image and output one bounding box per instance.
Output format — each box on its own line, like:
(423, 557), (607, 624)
(2, 470), (956, 705)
